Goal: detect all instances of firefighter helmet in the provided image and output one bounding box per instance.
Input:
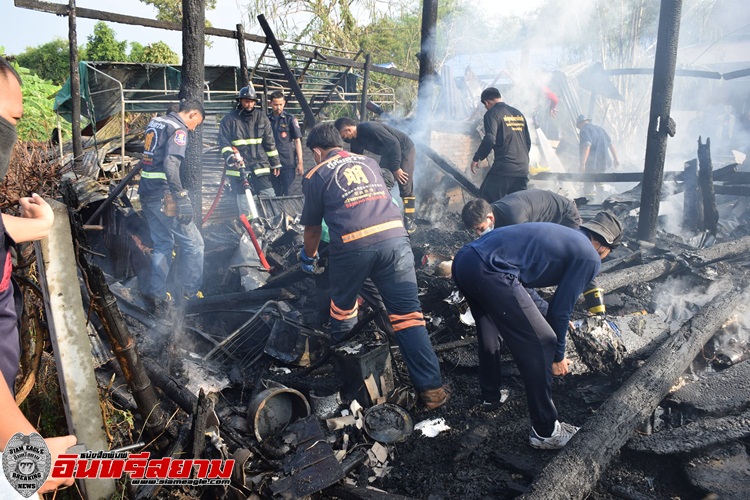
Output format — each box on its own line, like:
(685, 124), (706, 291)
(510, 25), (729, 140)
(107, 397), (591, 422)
(237, 86), (258, 101)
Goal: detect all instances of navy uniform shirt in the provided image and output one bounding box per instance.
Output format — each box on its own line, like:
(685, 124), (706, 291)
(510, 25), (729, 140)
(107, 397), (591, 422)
(138, 112), (189, 198)
(472, 102), (531, 177)
(349, 122), (414, 173)
(466, 222), (600, 360)
(268, 111), (302, 169)
(301, 150), (407, 254)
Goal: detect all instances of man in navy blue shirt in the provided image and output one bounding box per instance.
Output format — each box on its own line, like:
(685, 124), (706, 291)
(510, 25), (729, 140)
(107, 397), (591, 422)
(268, 91), (303, 196)
(452, 211), (623, 449)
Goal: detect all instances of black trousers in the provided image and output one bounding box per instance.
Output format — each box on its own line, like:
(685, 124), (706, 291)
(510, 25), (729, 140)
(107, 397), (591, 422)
(479, 170), (528, 202)
(452, 247), (558, 435)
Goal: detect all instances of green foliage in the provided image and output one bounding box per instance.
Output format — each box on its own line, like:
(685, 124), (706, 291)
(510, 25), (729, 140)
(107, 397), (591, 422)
(139, 0), (217, 23)
(130, 41), (179, 64)
(86, 21), (128, 62)
(15, 39), (71, 86)
(12, 65), (64, 142)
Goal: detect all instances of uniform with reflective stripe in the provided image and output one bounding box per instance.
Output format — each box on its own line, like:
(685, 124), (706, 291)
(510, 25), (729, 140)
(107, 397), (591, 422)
(139, 112), (189, 198)
(300, 151), (407, 255)
(218, 107), (280, 194)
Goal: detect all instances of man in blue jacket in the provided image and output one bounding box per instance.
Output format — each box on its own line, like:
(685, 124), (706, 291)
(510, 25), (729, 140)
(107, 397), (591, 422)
(452, 211), (622, 449)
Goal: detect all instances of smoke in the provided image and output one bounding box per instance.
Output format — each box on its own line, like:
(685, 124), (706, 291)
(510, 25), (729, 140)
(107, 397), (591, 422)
(651, 277), (731, 334)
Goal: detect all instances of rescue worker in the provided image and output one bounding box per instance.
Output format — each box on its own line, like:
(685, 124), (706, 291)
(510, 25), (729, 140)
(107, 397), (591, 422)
(576, 115), (620, 199)
(138, 99), (205, 312)
(461, 189), (582, 237)
(299, 122), (448, 410)
(0, 56), (76, 497)
(470, 87), (531, 202)
(267, 91), (303, 196)
(333, 117), (418, 232)
(218, 86), (280, 217)
(452, 211), (623, 449)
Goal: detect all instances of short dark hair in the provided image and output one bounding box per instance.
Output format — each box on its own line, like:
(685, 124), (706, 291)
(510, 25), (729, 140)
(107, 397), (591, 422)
(178, 98), (205, 118)
(0, 56), (22, 85)
(480, 87), (501, 104)
(462, 199), (492, 230)
(334, 117), (357, 131)
(306, 122), (343, 150)
(269, 91), (286, 101)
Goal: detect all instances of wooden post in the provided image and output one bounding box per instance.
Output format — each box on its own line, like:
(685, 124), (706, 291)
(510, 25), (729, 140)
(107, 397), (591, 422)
(180, 0), (206, 224)
(235, 23), (249, 87)
(523, 279), (744, 500)
(698, 137), (719, 235)
(681, 159), (703, 232)
(637, 0), (683, 242)
(67, 0), (83, 169)
(359, 54), (371, 121)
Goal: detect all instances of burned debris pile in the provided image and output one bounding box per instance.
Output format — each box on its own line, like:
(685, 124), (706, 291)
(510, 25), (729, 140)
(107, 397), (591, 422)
(10, 129), (750, 500)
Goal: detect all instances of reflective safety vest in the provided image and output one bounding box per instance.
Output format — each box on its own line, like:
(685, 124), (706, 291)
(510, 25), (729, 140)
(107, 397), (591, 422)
(218, 108), (280, 179)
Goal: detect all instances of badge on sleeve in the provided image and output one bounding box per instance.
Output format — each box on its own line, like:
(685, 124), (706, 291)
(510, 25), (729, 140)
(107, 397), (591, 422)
(174, 130), (187, 146)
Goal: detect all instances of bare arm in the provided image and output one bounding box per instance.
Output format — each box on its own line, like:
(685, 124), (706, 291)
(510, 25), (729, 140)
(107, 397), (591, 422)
(609, 143), (620, 167)
(2, 194), (54, 243)
(303, 225), (322, 259)
(580, 145), (591, 172)
(294, 138), (304, 176)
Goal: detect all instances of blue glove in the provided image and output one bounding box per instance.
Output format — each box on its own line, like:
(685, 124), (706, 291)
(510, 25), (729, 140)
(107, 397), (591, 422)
(298, 248), (319, 274)
(174, 191), (193, 224)
(606, 318), (621, 337)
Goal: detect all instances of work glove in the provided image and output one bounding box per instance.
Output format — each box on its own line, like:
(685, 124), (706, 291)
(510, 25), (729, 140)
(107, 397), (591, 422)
(174, 190), (193, 224)
(298, 247), (320, 274)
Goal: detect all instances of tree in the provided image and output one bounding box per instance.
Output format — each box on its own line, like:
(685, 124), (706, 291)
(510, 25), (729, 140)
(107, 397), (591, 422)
(12, 65), (64, 142)
(85, 22), (128, 62)
(139, 0), (217, 23)
(130, 41), (179, 64)
(15, 39), (71, 86)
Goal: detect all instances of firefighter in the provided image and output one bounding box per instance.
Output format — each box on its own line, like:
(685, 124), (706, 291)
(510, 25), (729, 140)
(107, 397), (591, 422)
(218, 86), (281, 217)
(333, 117), (418, 232)
(138, 99), (205, 311)
(299, 122), (448, 410)
(470, 87), (531, 202)
(452, 211), (623, 449)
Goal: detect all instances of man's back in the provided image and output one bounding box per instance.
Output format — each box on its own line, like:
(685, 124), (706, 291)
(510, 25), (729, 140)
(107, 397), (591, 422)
(492, 189), (581, 228)
(300, 150), (406, 254)
(579, 123), (612, 171)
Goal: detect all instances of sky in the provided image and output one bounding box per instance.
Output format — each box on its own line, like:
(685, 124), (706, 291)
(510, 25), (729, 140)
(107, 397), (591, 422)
(2, 0), (251, 66)
(2, 0), (545, 66)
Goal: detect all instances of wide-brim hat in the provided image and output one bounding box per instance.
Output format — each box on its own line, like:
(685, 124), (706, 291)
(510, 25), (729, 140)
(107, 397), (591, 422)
(581, 211), (623, 247)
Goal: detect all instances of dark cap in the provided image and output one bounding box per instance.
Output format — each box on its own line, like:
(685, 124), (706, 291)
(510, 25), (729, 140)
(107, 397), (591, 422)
(581, 211), (623, 248)
(576, 114), (590, 126)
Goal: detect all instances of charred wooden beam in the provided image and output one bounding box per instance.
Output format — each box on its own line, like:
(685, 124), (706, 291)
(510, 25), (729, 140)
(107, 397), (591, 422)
(236, 23), (250, 87)
(682, 159), (703, 232)
(637, 0), (683, 243)
(257, 14), (316, 128)
(184, 287), (295, 314)
(84, 161), (143, 226)
(523, 277), (743, 500)
(68, 0), (83, 168)
(420, 143), (481, 198)
(698, 138), (719, 235)
(14, 0), (267, 43)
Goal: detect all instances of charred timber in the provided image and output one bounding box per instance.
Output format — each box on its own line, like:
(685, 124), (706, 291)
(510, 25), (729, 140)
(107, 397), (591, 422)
(523, 277), (744, 500)
(637, 0), (682, 242)
(698, 138), (719, 235)
(682, 159), (703, 232)
(419, 143), (481, 198)
(85, 264), (169, 439)
(184, 287), (294, 314)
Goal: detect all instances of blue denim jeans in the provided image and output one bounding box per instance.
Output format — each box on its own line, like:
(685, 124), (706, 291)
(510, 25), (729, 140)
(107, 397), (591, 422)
(141, 195), (204, 298)
(328, 236), (442, 392)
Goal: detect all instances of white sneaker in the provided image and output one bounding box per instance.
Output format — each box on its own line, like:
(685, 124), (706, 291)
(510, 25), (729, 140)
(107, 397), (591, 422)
(529, 420), (579, 449)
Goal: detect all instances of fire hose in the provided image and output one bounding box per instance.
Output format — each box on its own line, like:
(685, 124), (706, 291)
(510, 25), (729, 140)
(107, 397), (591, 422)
(239, 214), (271, 271)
